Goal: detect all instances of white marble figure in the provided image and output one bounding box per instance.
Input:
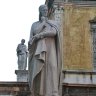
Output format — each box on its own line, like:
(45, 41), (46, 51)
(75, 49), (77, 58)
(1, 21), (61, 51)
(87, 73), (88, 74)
(28, 5), (62, 96)
(16, 39), (27, 70)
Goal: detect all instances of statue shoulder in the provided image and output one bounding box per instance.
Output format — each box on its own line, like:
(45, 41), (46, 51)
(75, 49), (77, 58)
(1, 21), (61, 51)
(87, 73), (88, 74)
(48, 20), (59, 27)
(31, 21), (40, 29)
(48, 20), (59, 30)
(17, 44), (21, 48)
(30, 21), (40, 33)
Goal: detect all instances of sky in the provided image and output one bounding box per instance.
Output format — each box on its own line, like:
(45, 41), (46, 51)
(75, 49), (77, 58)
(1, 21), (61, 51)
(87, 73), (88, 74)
(0, 0), (45, 81)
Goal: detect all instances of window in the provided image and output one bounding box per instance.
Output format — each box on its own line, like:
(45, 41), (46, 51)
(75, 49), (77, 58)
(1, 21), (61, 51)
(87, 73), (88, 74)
(89, 18), (96, 70)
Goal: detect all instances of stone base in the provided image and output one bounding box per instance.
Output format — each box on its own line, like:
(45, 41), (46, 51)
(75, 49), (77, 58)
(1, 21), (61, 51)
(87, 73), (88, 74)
(63, 70), (96, 84)
(15, 70), (28, 82)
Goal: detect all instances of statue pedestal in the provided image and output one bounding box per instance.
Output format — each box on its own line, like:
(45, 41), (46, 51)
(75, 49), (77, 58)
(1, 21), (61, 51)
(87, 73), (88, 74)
(15, 70), (28, 82)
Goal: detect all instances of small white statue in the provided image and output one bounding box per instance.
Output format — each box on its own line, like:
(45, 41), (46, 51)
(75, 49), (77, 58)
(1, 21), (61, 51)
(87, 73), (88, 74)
(16, 39), (28, 70)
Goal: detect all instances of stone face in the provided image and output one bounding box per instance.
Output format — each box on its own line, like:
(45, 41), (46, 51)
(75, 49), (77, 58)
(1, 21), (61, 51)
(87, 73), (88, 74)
(63, 4), (96, 70)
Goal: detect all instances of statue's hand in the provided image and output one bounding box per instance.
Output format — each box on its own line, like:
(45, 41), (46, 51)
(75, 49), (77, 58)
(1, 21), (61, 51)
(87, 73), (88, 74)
(28, 40), (33, 50)
(17, 50), (21, 54)
(28, 34), (39, 46)
(32, 34), (40, 41)
(28, 40), (33, 45)
(41, 16), (46, 27)
(28, 34), (40, 50)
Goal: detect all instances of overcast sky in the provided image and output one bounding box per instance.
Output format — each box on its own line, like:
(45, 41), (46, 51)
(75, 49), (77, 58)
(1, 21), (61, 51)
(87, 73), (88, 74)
(0, 0), (45, 81)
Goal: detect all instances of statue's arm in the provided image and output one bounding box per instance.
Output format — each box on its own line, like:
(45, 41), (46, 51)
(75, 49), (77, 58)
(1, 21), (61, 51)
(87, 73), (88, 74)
(16, 45), (21, 55)
(35, 26), (57, 39)
(29, 21), (46, 39)
(28, 22), (42, 50)
(30, 21), (46, 35)
(34, 22), (46, 33)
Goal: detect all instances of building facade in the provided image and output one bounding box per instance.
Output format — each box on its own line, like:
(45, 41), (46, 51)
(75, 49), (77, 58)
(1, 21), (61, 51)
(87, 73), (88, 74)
(46, 0), (96, 96)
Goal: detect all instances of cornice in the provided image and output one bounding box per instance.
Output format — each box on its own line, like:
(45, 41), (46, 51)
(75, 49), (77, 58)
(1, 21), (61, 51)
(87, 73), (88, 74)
(46, 0), (96, 7)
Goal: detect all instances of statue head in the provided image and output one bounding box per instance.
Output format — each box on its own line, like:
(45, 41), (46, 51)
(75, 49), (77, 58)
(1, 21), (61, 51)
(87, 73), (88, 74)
(39, 4), (48, 21)
(21, 39), (25, 44)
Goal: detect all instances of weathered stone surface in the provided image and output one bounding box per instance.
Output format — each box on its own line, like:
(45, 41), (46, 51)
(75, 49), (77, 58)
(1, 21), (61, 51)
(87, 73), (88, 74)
(63, 84), (96, 96)
(62, 70), (96, 96)
(63, 70), (96, 84)
(15, 70), (28, 82)
(63, 4), (96, 70)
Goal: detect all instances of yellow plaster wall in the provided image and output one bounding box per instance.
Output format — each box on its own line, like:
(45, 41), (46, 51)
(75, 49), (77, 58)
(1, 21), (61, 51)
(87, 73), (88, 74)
(63, 4), (96, 70)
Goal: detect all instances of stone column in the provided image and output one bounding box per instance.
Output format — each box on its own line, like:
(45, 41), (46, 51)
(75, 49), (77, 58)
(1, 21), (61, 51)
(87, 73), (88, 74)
(53, 4), (64, 96)
(54, 4), (64, 68)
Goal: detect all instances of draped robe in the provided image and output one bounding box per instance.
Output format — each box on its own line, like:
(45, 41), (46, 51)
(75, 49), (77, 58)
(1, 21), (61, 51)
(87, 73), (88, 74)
(28, 20), (62, 96)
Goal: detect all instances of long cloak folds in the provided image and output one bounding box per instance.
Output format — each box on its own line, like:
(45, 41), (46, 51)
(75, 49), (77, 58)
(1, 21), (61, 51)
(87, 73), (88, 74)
(28, 20), (62, 96)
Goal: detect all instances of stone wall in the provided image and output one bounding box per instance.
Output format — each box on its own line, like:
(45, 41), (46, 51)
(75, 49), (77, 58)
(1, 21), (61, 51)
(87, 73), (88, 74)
(63, 4), (96, 70)
(0, 82), (30, 96)
(63, 84), (96, 96)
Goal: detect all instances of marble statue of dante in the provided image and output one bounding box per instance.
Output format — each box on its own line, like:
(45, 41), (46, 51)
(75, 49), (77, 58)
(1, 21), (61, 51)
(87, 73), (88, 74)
(16, 39), (27, 70)
(28, 4), (62, 96)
